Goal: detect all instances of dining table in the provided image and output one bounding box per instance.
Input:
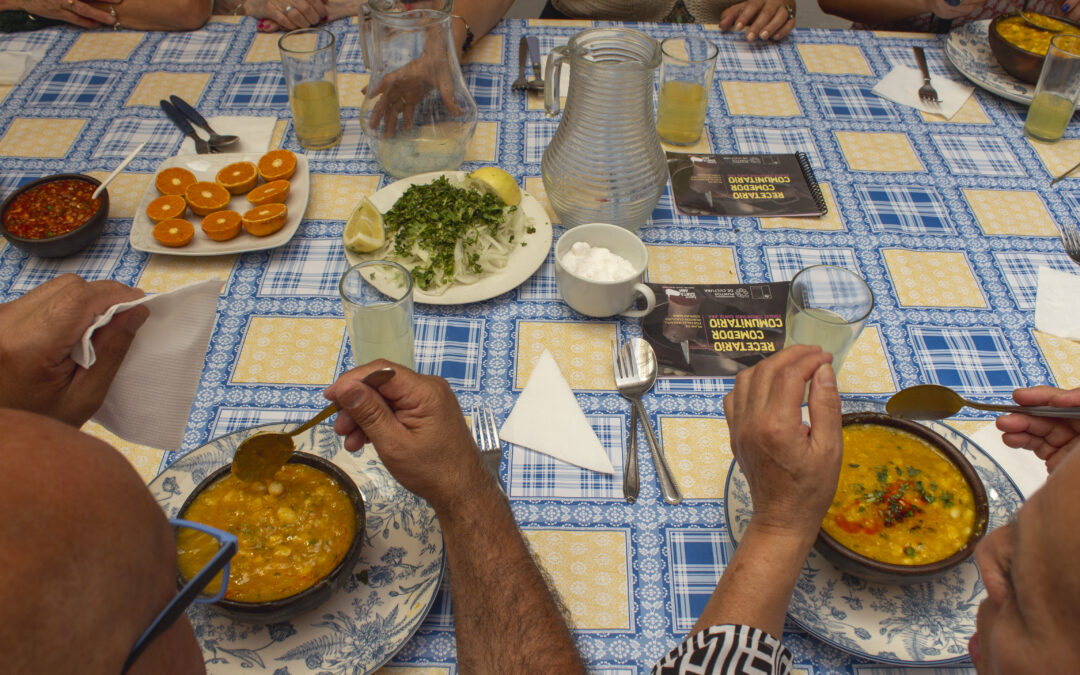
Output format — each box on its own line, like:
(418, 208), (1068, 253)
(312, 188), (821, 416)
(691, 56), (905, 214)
(0, 12), (1076, 675)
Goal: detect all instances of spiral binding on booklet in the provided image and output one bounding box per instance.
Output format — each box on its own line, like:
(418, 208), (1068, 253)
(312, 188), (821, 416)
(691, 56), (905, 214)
(795, 151), (828, 217)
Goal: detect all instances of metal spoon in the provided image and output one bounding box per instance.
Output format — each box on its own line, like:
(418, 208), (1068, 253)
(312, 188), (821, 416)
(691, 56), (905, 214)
(886, 383), (1080, 421)
(169, 95), (240, 151)
(91, 141), (146, 200)
(1020, 11), (1068, 32)
(231, 367), (396, 482)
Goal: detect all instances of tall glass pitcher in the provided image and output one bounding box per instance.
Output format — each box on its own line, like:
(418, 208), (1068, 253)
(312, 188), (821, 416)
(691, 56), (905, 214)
(542, 28), (667, 231)
(359, 0), (477, 178)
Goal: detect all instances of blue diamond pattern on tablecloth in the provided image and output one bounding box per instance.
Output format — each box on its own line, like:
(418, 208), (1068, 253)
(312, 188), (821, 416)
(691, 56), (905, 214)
(815, 83), (899, 122)
(9, 236), (127, 293)
(992, 250), (1078, 310)
(732, 126), (823, 170)
(260, 239), (349, 297)
(210, 407), (320, 438)
(857, 185), (954, 234)
(931, 134), (1027, 177)
(150, 32), (233, 64)
(465, 71), (501, 112)
(507, 414), (622, 498)
(714, 40), (785, 73)
(413, 316), (484, 387)
(28, 68), (117, 107)
(764, 247), (861, 281)
(524, 120), (557, 165)
(908, 326), (1025, 395)
(667, 528), (729, 633)
(516, 249), (559, 301)
(92, 117), (182, 159)
(222, 71), (289, 107)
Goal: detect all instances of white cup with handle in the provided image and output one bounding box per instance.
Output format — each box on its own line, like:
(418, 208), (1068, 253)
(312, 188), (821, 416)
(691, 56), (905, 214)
(554, 222), (656, 318)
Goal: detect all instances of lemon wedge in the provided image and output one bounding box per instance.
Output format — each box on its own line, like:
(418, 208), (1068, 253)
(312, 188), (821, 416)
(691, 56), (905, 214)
(343, 197), (385, 253)
(465, 167), (521, 207)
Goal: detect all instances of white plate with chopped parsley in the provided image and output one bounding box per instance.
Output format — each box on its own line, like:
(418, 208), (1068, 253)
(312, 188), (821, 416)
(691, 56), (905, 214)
(343, 171), (553, 305)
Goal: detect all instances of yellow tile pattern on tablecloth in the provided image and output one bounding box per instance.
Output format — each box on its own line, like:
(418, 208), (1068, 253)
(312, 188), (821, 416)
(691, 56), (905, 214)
(834, 131), (924, 172)
(646, 245), (738, 284)
(963, 189), (1060, 236)
(882, 249), (987, 308)
(0, 118), (85, 158)
(63, 32), (144, 61)
(524, 176), (556, 223)
(0, 239), (6, 253)
(375, 668), (452, 675)
(871, 30), (933, 38)
(126, 72), (210, 107)
(338, 73), (371, 108)
(760, 183), (843, 231)
(1032, 330), (1080, 388)
(1028, 137), (1080, 179)
(920, 96), (990, 124)
(306, 174), (382, 220)
(523, 529), (630, 630)
(516, 321), (616, 390)
(0, 85), (10, 104)
(721, 81), (801, 117)
(661, 130), (712, 154)
(465, 121), (498, 163)
(661, 417), (731, 499)
(246, 33), (284, 62)
(946, 420), (991, 438)
(796, 44), (872, 75)
(464, 34), (502, 64)
(836, 326), (896, 394)
(529, 18), (592, 28)
(83, 172), (151, 218)
(232, 317), (345, 385)
(81, 421), (164, 484)
(271, 119), (288, 150)
(137, 255), (236, 294)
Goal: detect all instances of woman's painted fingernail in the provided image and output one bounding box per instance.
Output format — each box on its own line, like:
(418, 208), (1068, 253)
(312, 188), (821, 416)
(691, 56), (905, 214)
(1065, 3), (1072, 12)
(258, 18), (269, 29)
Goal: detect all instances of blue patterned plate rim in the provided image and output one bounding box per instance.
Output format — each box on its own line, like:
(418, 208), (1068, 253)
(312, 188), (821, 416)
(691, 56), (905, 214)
(722, 403), (1024, 665)
(945, 19), (1034, 104)
(148, 422), (446, 674)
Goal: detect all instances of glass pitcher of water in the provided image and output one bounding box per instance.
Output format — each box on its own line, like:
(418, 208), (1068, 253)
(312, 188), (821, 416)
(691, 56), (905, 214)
(542, 28), (668, 231)
(359, 0), (478, 178)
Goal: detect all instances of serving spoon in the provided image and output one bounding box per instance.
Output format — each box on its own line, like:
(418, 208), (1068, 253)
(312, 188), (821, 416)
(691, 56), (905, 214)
(1020, 11), (1068, 32)
(231, 367), (396, 482)
(886, 383), (1080, 421)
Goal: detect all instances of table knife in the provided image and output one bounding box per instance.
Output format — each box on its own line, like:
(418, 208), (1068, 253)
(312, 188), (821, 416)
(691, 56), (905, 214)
(526, 35), (542, 84)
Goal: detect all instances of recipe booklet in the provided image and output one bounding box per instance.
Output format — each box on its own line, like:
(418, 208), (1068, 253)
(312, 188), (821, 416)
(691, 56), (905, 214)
(666, 152), (827, 218)
(641, 281), (790, 377)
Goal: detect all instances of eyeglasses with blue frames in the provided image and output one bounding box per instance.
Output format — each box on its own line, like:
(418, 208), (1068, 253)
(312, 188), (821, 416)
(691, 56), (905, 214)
(122, 519), (237, 674)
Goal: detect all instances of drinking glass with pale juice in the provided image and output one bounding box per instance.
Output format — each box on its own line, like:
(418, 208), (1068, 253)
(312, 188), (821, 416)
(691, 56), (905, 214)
(656, 37), (718, 146)
(279, 28), (343, 150)
(339, 261), (415, 369)
(1024, 34), (1080, 143)
(783, 265), (874, 379)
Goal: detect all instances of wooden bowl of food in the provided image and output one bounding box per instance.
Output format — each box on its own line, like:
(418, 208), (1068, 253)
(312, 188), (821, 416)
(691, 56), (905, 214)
(989, 13), (1080, 84)
(0, 173), (108, 258)
(175, 452), (365, 624)
(814, 412), (989, 586)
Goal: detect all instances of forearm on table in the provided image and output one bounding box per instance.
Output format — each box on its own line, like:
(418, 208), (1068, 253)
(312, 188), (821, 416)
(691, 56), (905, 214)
(450, 0), (515, 55)
(435, 478), (586, 673)
(690, 520), (816, 638)
(817, 0), (932, 24)
(85, 0), (212, 30)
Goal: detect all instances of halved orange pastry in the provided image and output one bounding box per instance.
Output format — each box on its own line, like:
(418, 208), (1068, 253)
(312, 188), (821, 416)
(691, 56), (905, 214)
(155, 167), (198, 196)
(257, 149), (297, 181)
(242, 203), (288, 237)
(152, 218), (195, 247)
(246, 179), (290, 206)
(145, 194), (187, 223)
(215, 161), (258, 195)
(185, 181), (231, 216)
(200, 210), (242, 242)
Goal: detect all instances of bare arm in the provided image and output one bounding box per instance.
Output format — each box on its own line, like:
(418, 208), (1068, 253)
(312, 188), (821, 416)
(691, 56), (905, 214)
(449, 0), (516, 56)
(85, 0), (212, 31)
(816, 0), (982, 25)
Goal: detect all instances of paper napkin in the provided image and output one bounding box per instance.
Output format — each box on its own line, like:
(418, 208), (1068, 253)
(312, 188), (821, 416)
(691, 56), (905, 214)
(1035, 266), (1080, 341)
(971, 421), (1048, 499)
(500, 349), (614, 474)
(74, 280), (224, 450)
(0, 51), (42, 85)
(179, 116), (277, 155)
(872, 65), (974, 120)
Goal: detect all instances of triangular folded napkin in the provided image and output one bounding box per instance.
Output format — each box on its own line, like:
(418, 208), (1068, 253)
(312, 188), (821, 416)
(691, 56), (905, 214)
(1035, 266), (1080, 341)
(179, 116), (276, 155)
(873, 65), (973, 120)
(0, 51), (42, 85)
(500, 349), (614, 474)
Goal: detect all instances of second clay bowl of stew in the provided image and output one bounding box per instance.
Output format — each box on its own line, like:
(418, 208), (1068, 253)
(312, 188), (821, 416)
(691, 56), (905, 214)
(0, 174), (109, 258)
(175, 452), (366, 624)
(988, 13), (1080, 84)
(813, 412), (989, 586)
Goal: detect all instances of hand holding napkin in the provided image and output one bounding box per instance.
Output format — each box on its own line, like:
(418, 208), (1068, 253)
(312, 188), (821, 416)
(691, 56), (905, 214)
(1035, 266), (1080, 341)
(75, 280), (223, 450)
(873, 65), (974, 120)
(178, 116), (276, 155)
(0, 51), (43, 86)
(499, 349), (614, 474)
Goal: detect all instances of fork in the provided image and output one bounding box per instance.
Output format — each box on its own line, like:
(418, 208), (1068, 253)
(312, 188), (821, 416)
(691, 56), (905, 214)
(1060, 224), (1080, 265)
(471, 405), (506, 491)
(512, 37), (531, 91)
(610, 341), (639, 503)
(913, 47), (941, 105)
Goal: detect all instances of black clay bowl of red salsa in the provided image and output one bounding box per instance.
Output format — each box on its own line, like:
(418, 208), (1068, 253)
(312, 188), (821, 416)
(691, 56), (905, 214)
(0, 174), (108, 258)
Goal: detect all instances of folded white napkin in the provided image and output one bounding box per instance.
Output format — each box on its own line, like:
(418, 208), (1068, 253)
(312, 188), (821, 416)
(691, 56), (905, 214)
(0, 51), (42, 86)
(873, 65), (973, 120)
(500, 349), (614, 474)
(970, 421), (1047, 499)
(1035, 266), (1080, 341)
(179, 116), (276, 155)
(75, 280), (224, 450)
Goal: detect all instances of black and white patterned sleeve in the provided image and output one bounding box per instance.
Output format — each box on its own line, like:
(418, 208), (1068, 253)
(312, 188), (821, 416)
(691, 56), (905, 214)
(650, 624), (793, 675)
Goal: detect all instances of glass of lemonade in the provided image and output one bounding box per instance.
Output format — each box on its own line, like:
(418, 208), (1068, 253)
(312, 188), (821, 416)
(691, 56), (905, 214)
(1024, 33), (1080, 143)
(656, 36), (718, 146)
(339, 261), (415, 370)
(279, 28), (343, 150)
(783, 265), (874, 375)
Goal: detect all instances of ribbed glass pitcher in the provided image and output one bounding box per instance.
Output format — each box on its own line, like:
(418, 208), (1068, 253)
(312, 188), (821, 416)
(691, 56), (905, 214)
(541, 28), (667, 231)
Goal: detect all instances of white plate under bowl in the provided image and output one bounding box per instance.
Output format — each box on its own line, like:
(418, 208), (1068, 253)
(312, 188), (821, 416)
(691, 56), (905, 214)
(946, 19), (1034, 104)
(343, 170), (553, 305)
(149, 423), (445, 674)
(131, 153), (310, 256)
(723, 401), (1023, 665)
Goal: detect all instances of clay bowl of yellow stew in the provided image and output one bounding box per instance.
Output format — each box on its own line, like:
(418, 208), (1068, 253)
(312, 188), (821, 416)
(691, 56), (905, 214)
(814, 412), (989, 586)
(0, 174), (108, 258)
(989, 13), (1080, 84)
(175, 452), (365, 624)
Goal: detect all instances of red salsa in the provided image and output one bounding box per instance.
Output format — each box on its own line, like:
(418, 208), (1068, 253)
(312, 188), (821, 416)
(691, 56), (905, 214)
(3, 178), (101, 239)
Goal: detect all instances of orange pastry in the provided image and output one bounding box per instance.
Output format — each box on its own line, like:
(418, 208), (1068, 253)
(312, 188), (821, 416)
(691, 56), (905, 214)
(246, 179), (290, 206)
(155, 167), (197, 196)
(200, 210), (242, 242)
(215, 161), (258, 195)
(257, 149), (297, 181)
(152, 219), (195, 247)
(185, 181), (231, 217)
(242, 203), (288, 237)
(145, 194), (187, 223)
